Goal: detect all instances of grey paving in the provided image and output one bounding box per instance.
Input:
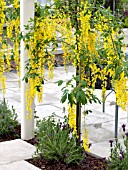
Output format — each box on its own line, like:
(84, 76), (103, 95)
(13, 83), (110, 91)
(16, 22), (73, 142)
(0, 65), (128, 169)
(0, 139), (36, 165)
(0, 161), (40, 170)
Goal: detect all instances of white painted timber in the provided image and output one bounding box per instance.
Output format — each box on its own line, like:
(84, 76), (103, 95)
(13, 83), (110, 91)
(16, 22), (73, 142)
(20, 0), (35, 140)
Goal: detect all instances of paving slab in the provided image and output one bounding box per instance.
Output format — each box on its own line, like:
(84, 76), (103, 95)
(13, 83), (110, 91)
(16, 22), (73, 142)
(0, 139), (36, 165)
(0, 161), (40, 170)
(84, 110), (115, 125)
(90, 136), (127, 158)
(90, 141), (111, 158)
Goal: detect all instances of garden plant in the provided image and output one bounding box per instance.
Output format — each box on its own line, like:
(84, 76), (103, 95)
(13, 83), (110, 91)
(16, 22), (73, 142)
(107, 124), (128, 170)
(0, 0), (128, 169)
(117, 0), (128, 28)
(0, 98), (19, 137)
(28, 113), (107, 169)
(35, 114), (84, 165)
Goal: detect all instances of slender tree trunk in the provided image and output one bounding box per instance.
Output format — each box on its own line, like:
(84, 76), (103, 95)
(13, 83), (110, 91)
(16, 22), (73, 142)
(76, 66), (82, 144)
(74, 0), (82, 144)
(94, 0), (96, 7)
(113, 0), (115, 15)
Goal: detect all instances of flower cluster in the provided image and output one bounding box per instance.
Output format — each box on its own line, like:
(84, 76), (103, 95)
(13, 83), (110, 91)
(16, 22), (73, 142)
(123, 10), (128, 16)
(0, 0), (6, 93)
(107, 124), (128, 170)
(0, 0), (127, 113)
(0, 0), (20, 94)
(68, 104), (90, 151)
(24, 17), (57, 116)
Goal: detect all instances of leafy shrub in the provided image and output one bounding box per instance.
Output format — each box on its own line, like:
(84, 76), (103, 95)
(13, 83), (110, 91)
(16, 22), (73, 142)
(35, 114), (84, 165)
(0, 98), (18, 136)
(124, 17), (128, 28)
(107, 124), (128, 170)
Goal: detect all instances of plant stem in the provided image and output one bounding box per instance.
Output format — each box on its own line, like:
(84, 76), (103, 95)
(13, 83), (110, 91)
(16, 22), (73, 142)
(74, 0), (81, 144)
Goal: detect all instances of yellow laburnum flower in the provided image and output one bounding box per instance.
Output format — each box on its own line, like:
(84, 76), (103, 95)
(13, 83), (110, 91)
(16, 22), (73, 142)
(68, 104), (77, 133)
(82, 129), (90, 152)
(114, 72), (128, 110)
(68, 104), (90, 151)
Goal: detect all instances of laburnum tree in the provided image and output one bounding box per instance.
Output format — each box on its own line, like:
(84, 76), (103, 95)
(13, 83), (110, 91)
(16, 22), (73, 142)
(0, 0), (128, 148)
(23, 0), (128, 143)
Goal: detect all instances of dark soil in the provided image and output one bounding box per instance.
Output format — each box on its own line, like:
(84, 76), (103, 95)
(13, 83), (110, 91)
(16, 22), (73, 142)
(26, 136), (107, 170)
(27, 153), (107, 170)
(0, 125), (21, 142)
(0, 125), (107, 169)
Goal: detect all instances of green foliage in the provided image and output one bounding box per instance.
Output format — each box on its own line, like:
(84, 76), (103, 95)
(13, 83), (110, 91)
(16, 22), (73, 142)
(107, 125), (128, 170)
(123, 60), (128, 77)
(124, 17), (128, 28)
(0, 98), (18, 136)
(21, 0), (127, 142)
(35, 114), (84, 164)
(57, 76), (101, 107)
(117, 0), (128, 23)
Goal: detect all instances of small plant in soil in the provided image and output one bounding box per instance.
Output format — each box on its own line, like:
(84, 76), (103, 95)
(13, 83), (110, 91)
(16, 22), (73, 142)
(107, 124), (128, 170)
(0, 98), (19, 136)
(34, 114), (84, 165)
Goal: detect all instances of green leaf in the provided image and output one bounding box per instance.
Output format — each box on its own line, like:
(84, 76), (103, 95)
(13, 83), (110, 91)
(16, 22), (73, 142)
(61, 93), (67, 103)
(41, 78), (44, 84)
(80, 80), (87, 88)
(56, 80), (63, 86)
(68, 93), (74, 106)
(25, 77), (28, 83)
(36, 86), (41, 92)
(25, 44), (29, 50)
(114, 66), (123, 80)
(76, 90), (87, 105)
(66, 79), (72, 86)
(106, 64), (113, 71)
(18, 32), (23, 41)
(24, 25), (29, 30)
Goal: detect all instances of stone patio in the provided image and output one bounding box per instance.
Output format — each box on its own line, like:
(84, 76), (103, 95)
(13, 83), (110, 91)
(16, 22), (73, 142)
(0, 66), (127, 169)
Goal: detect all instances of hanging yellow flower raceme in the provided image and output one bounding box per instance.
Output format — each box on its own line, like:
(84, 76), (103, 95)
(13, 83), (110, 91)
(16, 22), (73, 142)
(13, 17), (20, 76)
(68, 104), (77, 133)
(24, 17), (58, 116)
(0, 0), (20, 94)
(114, 72), (128, 110)
(0, 0), (6, 93)
(22, 2), (128, 152)
(82, 129), (90, 152)
(13, 0), (19, 9)
(1, 0), (127, 152)
(68, 104), (90, 151)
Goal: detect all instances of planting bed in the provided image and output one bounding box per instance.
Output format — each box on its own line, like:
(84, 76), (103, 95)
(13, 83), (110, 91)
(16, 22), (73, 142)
(0, 124), (21, 142)
(0, 125), (107, 170)
(27, 152), (107, 170)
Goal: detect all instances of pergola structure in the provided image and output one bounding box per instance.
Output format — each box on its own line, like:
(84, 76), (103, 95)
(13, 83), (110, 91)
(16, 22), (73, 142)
(20, 0), (35, 140)
(20, 0), (118, 140)
(20, 0), (52, 140)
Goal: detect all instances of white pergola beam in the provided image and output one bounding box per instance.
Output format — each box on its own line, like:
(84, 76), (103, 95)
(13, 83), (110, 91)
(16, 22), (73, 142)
(20, 0), (35, 140)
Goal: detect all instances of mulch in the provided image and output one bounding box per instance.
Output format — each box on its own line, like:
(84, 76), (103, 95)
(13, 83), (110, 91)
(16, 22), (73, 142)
(0, 125), (21, 142)
(0, 125), (107, 170)
(27, 153), (107, 170)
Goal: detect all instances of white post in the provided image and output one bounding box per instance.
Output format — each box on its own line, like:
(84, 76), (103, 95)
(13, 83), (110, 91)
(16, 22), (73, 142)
(20, 0), (35, 140)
